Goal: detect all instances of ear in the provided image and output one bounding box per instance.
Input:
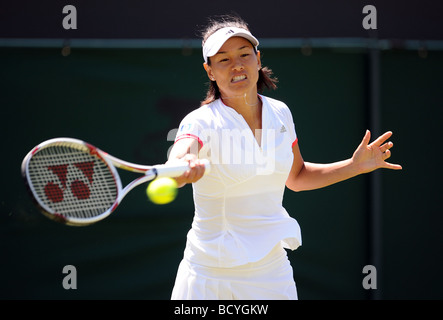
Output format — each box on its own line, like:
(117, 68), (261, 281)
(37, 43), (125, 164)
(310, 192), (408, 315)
(256, 51), (262, 70)
(203, 62), (215, 81)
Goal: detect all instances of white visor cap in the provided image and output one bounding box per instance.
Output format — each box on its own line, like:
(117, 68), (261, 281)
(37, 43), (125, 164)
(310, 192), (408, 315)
(202, 27), (259, 63)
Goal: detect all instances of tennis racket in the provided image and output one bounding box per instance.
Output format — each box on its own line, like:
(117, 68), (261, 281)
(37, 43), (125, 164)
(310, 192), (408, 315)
(21, 137), (209, 226)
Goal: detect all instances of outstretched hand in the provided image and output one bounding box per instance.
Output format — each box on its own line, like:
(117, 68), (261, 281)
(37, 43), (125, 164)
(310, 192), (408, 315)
(352, 130), (402, 174)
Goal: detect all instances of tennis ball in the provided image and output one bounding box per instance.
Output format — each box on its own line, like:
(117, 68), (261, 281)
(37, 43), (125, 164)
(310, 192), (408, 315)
(146, 177), (178, 205)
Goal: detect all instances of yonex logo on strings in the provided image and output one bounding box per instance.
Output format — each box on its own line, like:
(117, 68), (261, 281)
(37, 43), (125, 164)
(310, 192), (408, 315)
(44, 161), (95, 203)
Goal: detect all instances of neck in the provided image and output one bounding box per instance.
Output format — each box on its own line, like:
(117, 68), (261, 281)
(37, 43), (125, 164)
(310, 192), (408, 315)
(220, 92), (261, 116)
(220, 92), (263, 136)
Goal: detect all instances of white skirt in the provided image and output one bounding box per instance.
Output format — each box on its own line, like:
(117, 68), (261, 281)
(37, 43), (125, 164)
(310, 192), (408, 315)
(171, 244), (298, 300)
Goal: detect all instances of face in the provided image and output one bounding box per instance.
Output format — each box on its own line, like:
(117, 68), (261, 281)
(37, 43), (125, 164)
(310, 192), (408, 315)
(204, 36), (261, 99)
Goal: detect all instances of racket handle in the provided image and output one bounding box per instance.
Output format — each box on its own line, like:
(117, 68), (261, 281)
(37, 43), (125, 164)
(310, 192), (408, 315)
(154, 159), (211, 178)
(200, 159), (211, 175)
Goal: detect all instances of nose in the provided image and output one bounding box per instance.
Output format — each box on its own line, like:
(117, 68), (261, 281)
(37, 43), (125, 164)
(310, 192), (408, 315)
(232, 57), (244, 71)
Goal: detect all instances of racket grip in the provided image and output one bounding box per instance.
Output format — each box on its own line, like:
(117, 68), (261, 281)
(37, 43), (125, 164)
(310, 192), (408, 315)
(200, 159), (211, 175)
(154, 159), (211, 178)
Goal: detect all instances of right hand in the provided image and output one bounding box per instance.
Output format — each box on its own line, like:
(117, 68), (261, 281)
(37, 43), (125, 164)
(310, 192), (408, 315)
(168, 154), (206, 187)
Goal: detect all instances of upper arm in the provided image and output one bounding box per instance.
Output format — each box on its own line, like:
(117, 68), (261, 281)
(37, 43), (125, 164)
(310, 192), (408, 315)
(170, 109), (205, 161)
(286, 141), (305, 191)
(280, 103), (304, 191)
(168, 137), (202, 161)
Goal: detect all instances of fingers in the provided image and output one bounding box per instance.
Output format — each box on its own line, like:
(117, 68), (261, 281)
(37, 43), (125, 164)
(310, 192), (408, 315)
(379, 141), (394, 154)
(371, 131), (393, 147)
(384, 161), (403, 170)
(365, 130), (402, 170)
(169, 154), (207, 187)
(381, 149), (402, 169)
(181, 154), (206, 183)
(360, 130), (371, 147)
(383, 148), (391, 160)
(376, 134), (402, 170)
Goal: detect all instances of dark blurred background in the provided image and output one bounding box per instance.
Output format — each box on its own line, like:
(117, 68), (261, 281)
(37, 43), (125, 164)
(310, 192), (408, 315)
(1, 0), (442, 300)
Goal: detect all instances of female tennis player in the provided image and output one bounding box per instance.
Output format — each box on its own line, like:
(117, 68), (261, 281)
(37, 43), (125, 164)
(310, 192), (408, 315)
(167, 15), (402, 300)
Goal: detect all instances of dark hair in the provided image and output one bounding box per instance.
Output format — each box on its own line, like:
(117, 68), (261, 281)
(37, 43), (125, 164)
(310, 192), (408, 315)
(200, 14), (278, 106)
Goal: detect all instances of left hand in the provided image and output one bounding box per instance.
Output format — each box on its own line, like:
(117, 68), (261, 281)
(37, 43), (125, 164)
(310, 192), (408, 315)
(352, 130), (403, 174)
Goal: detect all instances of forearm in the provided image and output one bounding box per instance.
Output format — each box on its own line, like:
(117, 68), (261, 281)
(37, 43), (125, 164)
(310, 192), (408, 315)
(287, 158), (361, 192)
(166, 147), (192, 188)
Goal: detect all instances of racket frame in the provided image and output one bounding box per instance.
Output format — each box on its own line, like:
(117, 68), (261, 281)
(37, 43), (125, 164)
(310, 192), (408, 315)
(21, 138), (198, 226)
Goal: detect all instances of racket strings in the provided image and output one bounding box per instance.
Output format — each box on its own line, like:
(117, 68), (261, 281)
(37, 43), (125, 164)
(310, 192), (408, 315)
(27, 144), (118, 220)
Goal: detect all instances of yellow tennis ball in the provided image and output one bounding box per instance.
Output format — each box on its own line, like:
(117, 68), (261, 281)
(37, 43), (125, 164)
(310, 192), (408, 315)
(146, 177), (178, 205)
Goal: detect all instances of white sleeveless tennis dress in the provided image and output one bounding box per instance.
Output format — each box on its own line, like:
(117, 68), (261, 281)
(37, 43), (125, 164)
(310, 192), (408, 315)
(171, 95), (301, 300)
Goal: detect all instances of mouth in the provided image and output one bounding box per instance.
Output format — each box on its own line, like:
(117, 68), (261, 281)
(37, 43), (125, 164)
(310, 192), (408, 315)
(231, 74), (247, 83)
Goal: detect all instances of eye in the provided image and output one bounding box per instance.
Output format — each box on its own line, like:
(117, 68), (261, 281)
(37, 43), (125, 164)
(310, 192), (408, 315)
(219, 58), (229, 63)
(241, 53), (250, 57)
